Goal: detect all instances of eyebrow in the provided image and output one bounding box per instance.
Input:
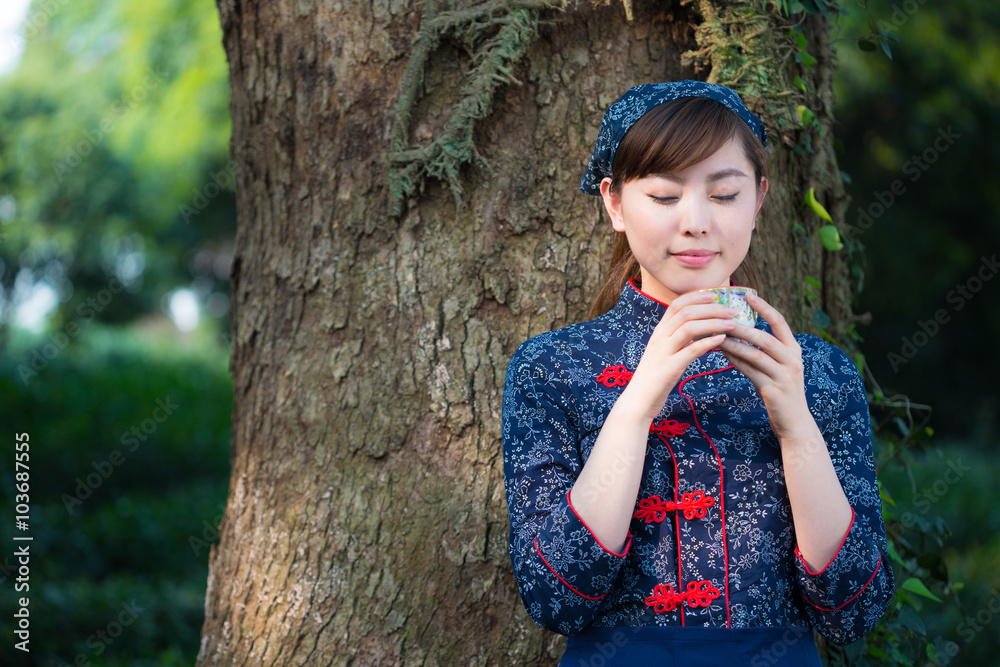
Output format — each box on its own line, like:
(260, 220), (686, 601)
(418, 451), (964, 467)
(649, 168), (748, 184)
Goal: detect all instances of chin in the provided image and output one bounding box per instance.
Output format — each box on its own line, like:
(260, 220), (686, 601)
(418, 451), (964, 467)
(681, 276), (726, 291)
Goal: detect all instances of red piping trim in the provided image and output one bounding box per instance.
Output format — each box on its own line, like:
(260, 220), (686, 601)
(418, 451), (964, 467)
(678, 367), (735, 628)
(567, 489), (632, 557)
(795, 506), (856, 575)
(800, 554), (882, 612)
(627, 277), (672, 308)
(654, 431), (685, 626)
(533, 534), (607, 601)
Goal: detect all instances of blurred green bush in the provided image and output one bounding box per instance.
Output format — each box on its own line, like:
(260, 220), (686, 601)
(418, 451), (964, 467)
(0, 322), (231, 666)
(877, 437), (1000, 665)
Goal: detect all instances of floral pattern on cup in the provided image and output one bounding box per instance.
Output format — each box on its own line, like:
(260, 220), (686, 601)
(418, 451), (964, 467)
(693, 287), (758, 328)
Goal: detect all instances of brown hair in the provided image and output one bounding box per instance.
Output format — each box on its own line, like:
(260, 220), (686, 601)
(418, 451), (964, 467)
(587, 96), (770, 319)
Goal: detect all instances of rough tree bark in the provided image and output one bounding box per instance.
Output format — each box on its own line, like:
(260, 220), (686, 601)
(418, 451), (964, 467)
(198, 0), (855, 664)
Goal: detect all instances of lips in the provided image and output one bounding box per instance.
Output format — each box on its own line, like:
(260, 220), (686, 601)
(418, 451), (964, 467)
(673, 251), (717, 267)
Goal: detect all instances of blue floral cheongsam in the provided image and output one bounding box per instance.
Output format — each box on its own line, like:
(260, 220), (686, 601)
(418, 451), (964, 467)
(501, 278), (894, 662)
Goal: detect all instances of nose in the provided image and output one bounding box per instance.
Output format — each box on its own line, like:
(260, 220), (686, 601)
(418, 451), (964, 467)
(677, 194), (711, 236)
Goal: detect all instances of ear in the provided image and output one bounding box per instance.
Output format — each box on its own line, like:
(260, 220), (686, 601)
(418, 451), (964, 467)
(753, 177), (769, 223)
(600, 178), (626, 233)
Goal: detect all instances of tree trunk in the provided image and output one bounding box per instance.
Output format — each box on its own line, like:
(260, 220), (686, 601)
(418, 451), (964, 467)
(198, 0), (851, 663)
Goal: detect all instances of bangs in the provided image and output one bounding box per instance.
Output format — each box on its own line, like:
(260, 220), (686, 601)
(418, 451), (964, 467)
(611, 97), (749, 187)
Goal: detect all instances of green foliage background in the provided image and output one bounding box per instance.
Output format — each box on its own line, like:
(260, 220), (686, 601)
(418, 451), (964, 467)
(0, 324), (232, 665)
(0, 0), (996, 664)
(0, 0), (234, 331)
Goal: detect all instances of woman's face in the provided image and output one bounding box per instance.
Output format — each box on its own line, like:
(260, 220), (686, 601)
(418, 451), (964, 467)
(600, 137), (768, 305)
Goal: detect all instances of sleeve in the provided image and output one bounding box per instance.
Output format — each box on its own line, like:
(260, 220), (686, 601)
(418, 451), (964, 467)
(501, 339), (633, 636)
(792, 344), (895, 645)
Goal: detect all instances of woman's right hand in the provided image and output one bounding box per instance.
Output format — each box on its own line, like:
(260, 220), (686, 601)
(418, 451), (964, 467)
(619, 290), (737, 422)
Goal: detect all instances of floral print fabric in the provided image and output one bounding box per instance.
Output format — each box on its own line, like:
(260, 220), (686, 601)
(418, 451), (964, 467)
(501, 278), (894, 645)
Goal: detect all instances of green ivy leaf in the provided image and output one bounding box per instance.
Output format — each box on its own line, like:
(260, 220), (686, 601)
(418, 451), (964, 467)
(804, 275), (822, 289)
(794, 75), (807, 92)
(887, 539), (906, 566)
(897, 606), (927, 635)
(879, 484), (896, 507)
(805, 187), (833, 221)
(867, 645), (890, 659)
(879, 38), (893, 60)
(902, 577), (943, 603)
(818, 225), (843, 251)
(797, 105), (816, 127)
(852, 351), (865, 374)
(812, 308), (831, 329)
(858, 39), (877, 52)
(794, 134), (815, 154)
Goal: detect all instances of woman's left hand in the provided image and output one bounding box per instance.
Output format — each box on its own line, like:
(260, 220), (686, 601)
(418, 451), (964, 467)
(717, 293), (814, 441)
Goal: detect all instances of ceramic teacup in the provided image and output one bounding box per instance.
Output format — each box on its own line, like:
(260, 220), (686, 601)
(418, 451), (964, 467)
(691, 286), (758, 340)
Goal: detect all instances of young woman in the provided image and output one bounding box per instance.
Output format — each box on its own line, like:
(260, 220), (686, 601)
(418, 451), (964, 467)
(501, 81), (894, 665)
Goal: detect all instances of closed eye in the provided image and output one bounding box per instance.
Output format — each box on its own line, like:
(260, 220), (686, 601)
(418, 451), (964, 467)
(649, 193), (740, 203)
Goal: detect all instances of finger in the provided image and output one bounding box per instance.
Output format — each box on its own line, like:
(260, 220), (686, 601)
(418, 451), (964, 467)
(679, 331), (727, 354)
(657, 293), (721, 327)
(673, 318), (737, 351)
(719, 345), (767, 385)
(746, 293), (797, 347)
(660, 303), (740, 339)
(718, 335), (781, 379)
(658, 291), (716, 320)
(725, 323), (784, 359)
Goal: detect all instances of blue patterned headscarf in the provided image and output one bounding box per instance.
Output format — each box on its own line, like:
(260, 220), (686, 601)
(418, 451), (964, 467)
(579, 80), (768, 196)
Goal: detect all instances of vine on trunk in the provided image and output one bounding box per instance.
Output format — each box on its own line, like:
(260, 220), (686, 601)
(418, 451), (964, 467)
(384, 2), (955, 659)
(386, 0), (567, 219)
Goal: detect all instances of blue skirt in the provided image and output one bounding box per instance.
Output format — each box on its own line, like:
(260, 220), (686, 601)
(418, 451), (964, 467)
(559, 624), (823, 667)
